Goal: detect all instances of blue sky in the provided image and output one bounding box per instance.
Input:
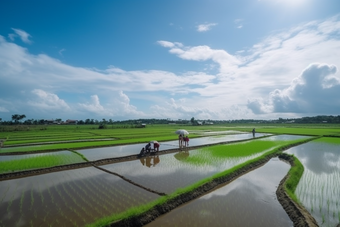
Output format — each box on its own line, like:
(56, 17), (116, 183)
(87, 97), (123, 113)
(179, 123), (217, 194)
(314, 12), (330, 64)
(0, 0), (340, 121)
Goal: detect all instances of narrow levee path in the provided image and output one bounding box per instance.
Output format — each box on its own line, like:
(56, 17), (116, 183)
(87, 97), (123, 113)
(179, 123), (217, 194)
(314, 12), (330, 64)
(93, 165), (166, 196)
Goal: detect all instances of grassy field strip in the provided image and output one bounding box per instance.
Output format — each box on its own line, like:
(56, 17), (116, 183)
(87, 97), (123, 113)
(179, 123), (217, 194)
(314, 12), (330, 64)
(0, 150), (87, 174)
(242, 127), (340, 137)
(87, 137), (315, 227)
(4, 136), (114, 146)
(4, 138), (116, 147)
(285, 137), (340, 227)
(0, 133), (208, 154)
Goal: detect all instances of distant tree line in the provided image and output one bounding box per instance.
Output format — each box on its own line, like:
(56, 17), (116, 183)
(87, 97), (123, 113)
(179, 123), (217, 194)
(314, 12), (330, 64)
(0, 115), (340, 125)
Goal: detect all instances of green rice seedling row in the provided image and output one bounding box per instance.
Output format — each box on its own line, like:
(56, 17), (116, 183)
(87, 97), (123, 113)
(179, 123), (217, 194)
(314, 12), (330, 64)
(285, 137), (340, 227)
(0, 150), (86, 173)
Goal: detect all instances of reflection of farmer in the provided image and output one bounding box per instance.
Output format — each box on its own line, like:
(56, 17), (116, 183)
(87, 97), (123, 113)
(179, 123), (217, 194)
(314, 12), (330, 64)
(252, 128), (256, 137)
(140, 155), (160, 168)
(140, 157), (145, 166)
(145, 156), (152, 168)
(153, 155), (160, 166)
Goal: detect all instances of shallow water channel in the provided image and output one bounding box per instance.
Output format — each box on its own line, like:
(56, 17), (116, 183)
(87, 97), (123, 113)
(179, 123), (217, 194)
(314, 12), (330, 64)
(285, 138), (340, 227)
(145, 158), (292, 227)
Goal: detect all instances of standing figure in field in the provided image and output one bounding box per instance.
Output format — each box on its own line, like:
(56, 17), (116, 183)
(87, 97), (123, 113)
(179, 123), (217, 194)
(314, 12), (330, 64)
(153, 141), (160, 152)
(184, 136), (189, 147)
(252, 128), (256, 137)
(179, 134), (183, 148)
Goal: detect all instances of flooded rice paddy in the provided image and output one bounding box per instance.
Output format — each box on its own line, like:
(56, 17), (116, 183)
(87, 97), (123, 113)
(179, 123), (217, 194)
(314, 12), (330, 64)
(145, 158), (292, 227)
(0, 131), (328, 227)
(100, 135), (307, 194)
(76, 133), (269, 161)
(0, 167), (159, 227)
(285, 138), (340, 227)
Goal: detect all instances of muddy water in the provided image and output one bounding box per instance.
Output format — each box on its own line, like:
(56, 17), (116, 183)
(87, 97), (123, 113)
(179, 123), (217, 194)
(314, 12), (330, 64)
(145, 158), (292, 227)
(285, 138), (340, 227)
(77, 133), (269, 161)
(0, 167), (159, 227)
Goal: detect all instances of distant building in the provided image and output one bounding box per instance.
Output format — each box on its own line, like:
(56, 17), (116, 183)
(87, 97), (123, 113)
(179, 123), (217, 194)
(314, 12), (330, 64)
(65, 119), (78, 124)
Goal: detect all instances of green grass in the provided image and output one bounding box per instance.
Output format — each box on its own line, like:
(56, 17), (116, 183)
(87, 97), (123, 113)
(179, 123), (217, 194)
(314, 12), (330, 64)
(181, 139), (306, 166)
(0, 151), (86, 173)
(284, 155), (304, 204)
(314, 137), (340, 144)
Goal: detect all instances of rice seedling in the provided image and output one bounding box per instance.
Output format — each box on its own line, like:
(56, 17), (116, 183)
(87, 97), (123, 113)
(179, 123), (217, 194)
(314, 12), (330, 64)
(286, 138), (340, 227)
(0, 151), (86, 173)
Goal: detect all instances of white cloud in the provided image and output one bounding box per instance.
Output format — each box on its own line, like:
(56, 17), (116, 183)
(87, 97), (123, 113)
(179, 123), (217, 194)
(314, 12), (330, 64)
(28, 89), (70, 111)
(196, 23), (217, 32)
(78, 95), (105, 114)
(10, 28), (32, 44)
(247, 63), (340, 114)
(159, 41), (241, 77)
(78, 92), (144, 118)
(1, 15), (340, 121)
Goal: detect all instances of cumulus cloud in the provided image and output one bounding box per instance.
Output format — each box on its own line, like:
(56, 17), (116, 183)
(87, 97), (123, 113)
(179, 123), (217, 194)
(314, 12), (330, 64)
(1, 15), (340, 121)
(158, 41), (241, 76)
(28, 89), (70, 110)
(78, 95), (105, 114)
(196, 23), (217, 32)
(247, 63), (340, 114)
(78, 91), (144, 118)
(9, 28), (32, 44)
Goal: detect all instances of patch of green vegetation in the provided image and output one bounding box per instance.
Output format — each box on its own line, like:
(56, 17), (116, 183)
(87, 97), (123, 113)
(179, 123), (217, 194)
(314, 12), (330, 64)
(314, 137), (340, 144)
(284, 155), (304, 204)
(0, 151), (86, 173)
(182, 139), (306, 166)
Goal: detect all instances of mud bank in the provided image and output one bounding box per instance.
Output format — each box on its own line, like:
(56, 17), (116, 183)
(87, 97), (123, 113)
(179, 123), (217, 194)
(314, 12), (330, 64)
(277, 153), (318, 227)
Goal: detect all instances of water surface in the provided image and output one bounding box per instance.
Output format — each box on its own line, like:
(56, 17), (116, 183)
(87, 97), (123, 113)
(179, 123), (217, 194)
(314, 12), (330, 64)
(78, 133), (269, 161)
(285, 138), (340, 227)
(146, 158), (292, 227)
(0, 167), (159, 227)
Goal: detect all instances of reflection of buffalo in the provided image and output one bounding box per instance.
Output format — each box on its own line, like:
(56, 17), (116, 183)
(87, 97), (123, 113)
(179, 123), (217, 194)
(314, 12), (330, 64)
(140, 155), (160, 167)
